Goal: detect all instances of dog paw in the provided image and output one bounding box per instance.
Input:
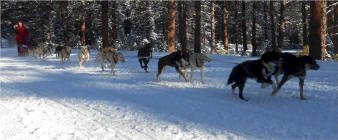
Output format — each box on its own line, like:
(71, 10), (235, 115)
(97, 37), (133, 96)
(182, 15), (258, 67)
(241, 98), (249, 101)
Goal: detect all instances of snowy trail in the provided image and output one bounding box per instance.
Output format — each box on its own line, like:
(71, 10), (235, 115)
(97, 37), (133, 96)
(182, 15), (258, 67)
(1, 48), (337, 139)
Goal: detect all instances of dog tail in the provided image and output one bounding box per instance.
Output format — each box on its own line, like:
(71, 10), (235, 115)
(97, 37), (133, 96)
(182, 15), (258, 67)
(227, 64), (242, 86)
(227, 70), (235, 86)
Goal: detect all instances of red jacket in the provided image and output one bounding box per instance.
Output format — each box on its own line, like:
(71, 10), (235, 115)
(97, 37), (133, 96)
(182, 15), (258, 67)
(15, 22), (28, 45)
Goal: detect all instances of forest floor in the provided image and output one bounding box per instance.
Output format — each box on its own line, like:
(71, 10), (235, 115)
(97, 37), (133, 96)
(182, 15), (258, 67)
(1, 47), (337, 140)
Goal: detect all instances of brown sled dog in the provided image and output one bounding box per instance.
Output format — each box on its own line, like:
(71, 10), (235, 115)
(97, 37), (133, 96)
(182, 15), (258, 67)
(96, 47), (125, 75)
(156, 50), (190, 82)
(59, 46), (71, 64)
(95, 47), (115, 63)
(78, 46), (90, 67)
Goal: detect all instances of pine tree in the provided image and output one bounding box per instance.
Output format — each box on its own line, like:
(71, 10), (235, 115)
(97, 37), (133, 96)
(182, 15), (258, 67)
(168, 0), (175, 52)
(302, 2), (309, 46)
(110, 1), (117, 45)
(210, 1), (216, 54)
(252, 2), (257, 56)
(278, 0), (286, 50)
(81, 1), (86, 46)
(194, 1), (201, 53)
(242, 1), (247, 55)
(178, 1), (188, 53)
(333, 4), (338, 55)
(60, 1), (69, 46)
(222, 1), (229, 55)
(264, 1), (269, 42)
(309, 1), (327, 60)
(101, 1), (109, 48)
(270, 1), (277, 51)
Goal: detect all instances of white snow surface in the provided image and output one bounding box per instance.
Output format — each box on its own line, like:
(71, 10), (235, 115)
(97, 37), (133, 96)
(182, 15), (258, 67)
(0, 48), (337, 140)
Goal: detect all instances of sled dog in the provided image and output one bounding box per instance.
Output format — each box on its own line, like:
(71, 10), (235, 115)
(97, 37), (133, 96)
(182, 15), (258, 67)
(156, 50), (190, 82)
(227, 51), (280, 101)
(138, 43), (153, 72)
(270, 52), (320, 100)
(78, 45), (90, 67)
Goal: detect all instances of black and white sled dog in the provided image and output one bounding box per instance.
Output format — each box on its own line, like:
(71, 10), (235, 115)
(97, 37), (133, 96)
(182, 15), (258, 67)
(156, 50), (190, 82)
(138, 43), (153, 72)
(227, 51), (280, 101)
(182, 52), (211, 84)
(271, 52), (320, 100)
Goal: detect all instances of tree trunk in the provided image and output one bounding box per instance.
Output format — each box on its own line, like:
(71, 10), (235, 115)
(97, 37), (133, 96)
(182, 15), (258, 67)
(60, 1), (68, 46)
(252, 2), (257, 56)
(264, 1), (268, 41)
(270, 1), (277, 51)
(81, 1), (86, 46)
(48, 6), (54, 42)
(194, 1), (201, 53)
(178, 1), (187, 53)
(110, 1), (117, 45)
(320, 1), (327, 60)
(101, 1), (109, 48)
(211, 1), (216, 54)
(234, 1), (239, 53)
(278, 0), (286, 50)
(302, 2), (309, 46)
(242, 1), (247, 54)
(222, 1), (229, 55)
(309, 1), (326, 60)
(168, 0), (175, 53)
(146, 1), (155, 44)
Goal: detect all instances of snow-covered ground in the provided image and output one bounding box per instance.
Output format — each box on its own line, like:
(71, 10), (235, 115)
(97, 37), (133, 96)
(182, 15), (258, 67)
(0, 47), (337, 140)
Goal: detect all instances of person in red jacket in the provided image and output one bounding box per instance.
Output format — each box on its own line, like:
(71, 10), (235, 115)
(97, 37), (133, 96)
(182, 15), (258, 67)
(14, 21), (28, 56)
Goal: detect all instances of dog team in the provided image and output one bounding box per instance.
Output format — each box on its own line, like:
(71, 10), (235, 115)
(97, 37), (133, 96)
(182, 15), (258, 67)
(28, 43), (320, 101)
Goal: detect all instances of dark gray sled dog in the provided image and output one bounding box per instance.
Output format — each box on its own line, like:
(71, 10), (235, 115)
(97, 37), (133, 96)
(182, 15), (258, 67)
(270, 52), (320, 100)
(138, 43), (153, 72)
(227, 51), (280, 101)
(156, 50), (190, 82)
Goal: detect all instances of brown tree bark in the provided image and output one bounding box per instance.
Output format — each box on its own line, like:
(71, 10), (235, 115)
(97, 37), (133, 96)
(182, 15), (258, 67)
(211, 1), (216, 54)
(242, 1), (247, 54)
(222, 1), (229, 55)
(60, 1), (68, 46)
(321, 1), (327, 60)
(278, 0), (286, 50)
(101, 1), (109, 48)
(81, 1), (86, 46)
(309, 1), (327, 60)
(270, 1), (277, 51)
(302, 2), (309, 46)
(178, 1), (188, 53)
(168, 0), (176, 53)
(252, 2), (257, 56)
(194, 1), (201, 53)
